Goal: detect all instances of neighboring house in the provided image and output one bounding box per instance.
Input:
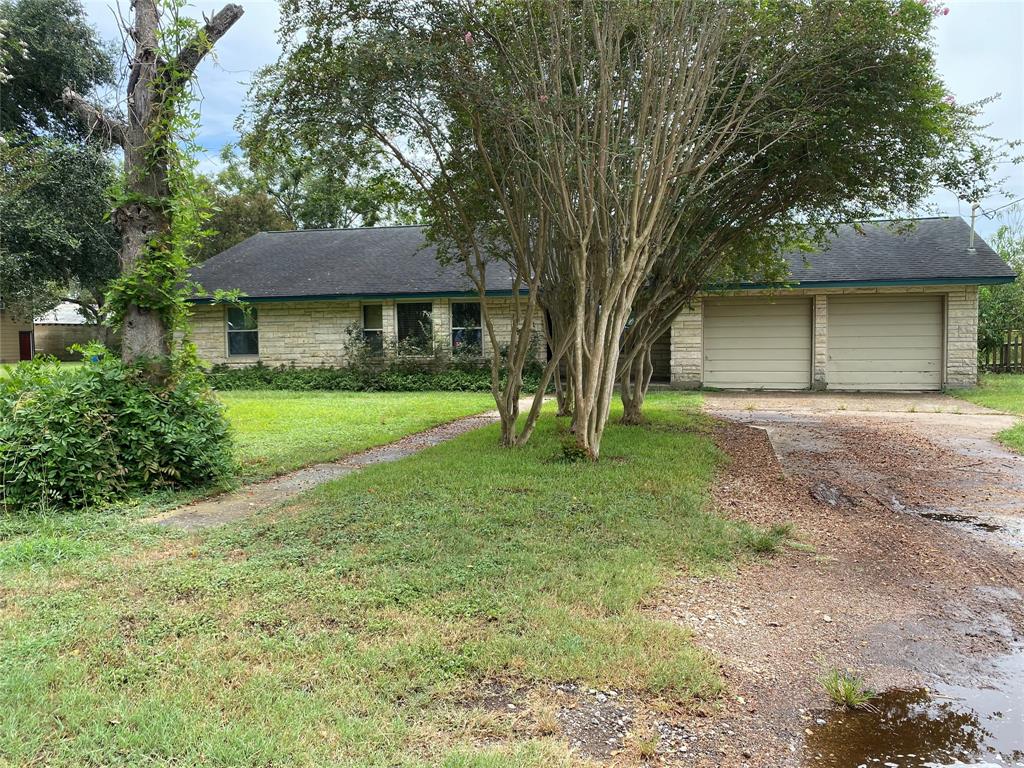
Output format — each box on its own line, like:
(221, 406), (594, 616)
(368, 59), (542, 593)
(33, 302), (110, 361)
(0, 304), (35, 363)
(189, 217), (1016, 391)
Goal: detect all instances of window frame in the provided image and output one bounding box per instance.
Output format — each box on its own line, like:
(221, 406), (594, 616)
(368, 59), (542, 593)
(450, 301), (483, 354)
(226, 305), (259, 358)
(395, 300), (434, 354)
(362, 303), (385, 355)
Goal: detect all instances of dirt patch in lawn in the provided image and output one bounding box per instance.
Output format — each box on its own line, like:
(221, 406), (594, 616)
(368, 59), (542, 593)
(647, 418), (1024, 767)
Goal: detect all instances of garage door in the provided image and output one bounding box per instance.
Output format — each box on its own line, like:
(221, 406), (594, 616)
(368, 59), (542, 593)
(827, 295), (943, 390)
(703, 297), (812, 389)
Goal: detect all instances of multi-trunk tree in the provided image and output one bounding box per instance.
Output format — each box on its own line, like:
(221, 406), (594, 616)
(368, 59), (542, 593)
(615, 1), (1003, 425)
(250, 0), (999, 458)
(63, 0), (243, 371)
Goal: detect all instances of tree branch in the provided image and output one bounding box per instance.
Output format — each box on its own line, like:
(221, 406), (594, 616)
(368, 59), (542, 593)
(61, 89), (128, 148)
(171, 4), (245, 82)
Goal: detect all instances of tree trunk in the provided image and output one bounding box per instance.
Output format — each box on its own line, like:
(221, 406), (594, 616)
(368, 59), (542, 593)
(620, 345), (653, 425)
(63, 1), (243, 372)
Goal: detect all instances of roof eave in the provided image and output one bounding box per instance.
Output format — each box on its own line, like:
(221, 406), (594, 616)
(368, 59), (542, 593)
(715, 275), (1016, 291)
(188, 288), (516, 304)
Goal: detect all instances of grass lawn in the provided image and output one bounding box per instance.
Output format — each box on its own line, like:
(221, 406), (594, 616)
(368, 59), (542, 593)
(953, 373), (1024, 452)
(0, 393), (784, 767)
(220, 390), (496, 480)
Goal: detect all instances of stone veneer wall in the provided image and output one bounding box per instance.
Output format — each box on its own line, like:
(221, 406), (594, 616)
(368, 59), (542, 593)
(944, 285), (980, 388)
(668, 284), (980, 390)
(33, 324), (114, 361)
(190, 296), (545, 368)
(668, 300), (703, 389)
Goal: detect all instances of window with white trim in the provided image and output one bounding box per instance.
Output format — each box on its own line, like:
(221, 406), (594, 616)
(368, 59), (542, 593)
(451, 302), (482, 353)
(227, 306), (258, 356)
(362, 303), (384, 354)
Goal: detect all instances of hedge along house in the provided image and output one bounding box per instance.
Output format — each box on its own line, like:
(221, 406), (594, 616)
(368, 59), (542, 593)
(189, 217), (1016, 391)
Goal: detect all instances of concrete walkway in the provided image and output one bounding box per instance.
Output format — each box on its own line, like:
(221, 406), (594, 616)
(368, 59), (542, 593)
(145, 409), (503, 531)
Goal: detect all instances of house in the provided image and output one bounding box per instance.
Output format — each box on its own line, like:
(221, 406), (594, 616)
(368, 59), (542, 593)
(0, 304), (35, 364)
(33, 302), (111, 361)
(188, 217), (1016, 391)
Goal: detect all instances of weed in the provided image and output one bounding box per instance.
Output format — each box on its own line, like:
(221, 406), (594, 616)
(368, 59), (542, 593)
(820, 668), (877, 710)
(741, 522), (794, 555)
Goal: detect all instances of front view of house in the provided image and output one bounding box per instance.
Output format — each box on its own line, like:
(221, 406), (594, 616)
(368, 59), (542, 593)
(189, 217), (1015, 391)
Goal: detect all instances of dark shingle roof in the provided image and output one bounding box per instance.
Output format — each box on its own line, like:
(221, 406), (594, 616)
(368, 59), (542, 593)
(777, 217), (1015, 286)
(190, 217), (1014, 302)
(190, 225), (514, 301)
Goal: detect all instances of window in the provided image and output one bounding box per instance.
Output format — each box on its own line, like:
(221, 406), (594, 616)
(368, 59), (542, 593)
(396, 302), (433, 352)
(227, 306), (258, 356)
(362, 304), (384, 354)
(451, 302), (482, 353)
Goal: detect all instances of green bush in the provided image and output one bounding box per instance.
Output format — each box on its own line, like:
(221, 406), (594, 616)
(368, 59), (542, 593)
(0, 352), (235, 513)
(208, 357), (546, 393)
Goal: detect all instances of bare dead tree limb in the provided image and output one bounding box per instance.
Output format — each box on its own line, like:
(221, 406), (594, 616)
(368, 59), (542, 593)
(171, 3), (245, 82)
(61, 88), (128, 148)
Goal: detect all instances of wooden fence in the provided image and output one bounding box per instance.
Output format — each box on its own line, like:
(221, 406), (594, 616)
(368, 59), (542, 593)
(980, 330), (1024, 373)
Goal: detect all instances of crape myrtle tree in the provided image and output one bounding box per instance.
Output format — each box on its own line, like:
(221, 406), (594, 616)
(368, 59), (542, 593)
(248, 0), (1001, 457)
(247, 0), (820, 457)
(615, 1), (1006, 424)
(62, 0), (243, 372)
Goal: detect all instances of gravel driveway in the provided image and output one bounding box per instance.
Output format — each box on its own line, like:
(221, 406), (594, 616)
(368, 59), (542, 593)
(706, 391), (1024, 545)
(654, 391), (1024, 768)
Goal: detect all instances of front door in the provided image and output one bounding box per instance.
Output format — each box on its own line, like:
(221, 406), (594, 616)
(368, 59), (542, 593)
(18, 330), (33, 361)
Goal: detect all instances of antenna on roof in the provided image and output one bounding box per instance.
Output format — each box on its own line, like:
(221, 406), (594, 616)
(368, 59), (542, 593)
(968, 201), (978, 254)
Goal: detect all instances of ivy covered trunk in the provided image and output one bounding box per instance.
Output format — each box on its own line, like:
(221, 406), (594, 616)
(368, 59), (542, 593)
(119, 0), (172, 365)
(62, 0), (243, 373)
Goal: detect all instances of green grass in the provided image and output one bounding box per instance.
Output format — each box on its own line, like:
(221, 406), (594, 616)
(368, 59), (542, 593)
(0, 392), (782, 767)
(952, 373), (1024, 452)
(220, 390), (495, 480)
(820, 668), (877, 710)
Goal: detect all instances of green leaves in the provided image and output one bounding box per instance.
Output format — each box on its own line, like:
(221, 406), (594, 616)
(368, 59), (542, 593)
(0, 351), (235, 513)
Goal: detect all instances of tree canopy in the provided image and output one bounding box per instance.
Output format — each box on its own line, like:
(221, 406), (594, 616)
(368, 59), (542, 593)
(0, 139), (119, 320)
(979, 213), (1024, 350)
(0, 0), (116, 139)
(0, 0), (120, 320)
(239, 0), (1003, 455)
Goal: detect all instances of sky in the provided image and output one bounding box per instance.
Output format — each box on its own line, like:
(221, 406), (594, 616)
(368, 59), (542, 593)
(83, 0), (1024, 237)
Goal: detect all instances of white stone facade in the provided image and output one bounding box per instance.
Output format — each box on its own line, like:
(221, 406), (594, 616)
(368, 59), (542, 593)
(190, 296), (544, 368)
(668, 284), (980, 390)
(190, 283), (981, 389)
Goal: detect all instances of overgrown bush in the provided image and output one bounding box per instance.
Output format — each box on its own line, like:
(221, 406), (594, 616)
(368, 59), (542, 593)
(0, 351), (235, 513)
(208, 338), (548, 393)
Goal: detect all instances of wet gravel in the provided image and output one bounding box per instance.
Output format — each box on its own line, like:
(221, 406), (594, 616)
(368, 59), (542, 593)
(649, 393), (1024, 767)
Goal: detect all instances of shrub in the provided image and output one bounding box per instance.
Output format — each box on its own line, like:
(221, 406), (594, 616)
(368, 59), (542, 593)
(0, 352), (235, 513)
(207, 357), (547, 393)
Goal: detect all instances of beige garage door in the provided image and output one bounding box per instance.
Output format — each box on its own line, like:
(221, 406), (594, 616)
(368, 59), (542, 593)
(827, 295), (943, 390)
(703, 297), (812, 389)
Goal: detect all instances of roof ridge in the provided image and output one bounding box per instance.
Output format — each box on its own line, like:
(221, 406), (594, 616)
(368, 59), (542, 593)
(262, 224), (425, 234)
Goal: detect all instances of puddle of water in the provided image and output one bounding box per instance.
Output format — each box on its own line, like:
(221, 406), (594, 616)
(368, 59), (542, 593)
(804, 653), (1024, 767)
(918, 511), (1005, 534)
